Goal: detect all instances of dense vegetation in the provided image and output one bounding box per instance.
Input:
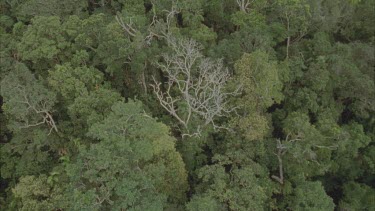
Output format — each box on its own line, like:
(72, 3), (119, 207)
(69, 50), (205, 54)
(0, 0), (374, 210)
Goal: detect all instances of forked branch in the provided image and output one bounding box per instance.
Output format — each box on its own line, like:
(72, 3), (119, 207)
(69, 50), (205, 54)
(236, 0), (254, 13)
(151, 37), (240, 136)
(15, 85), (58, 134)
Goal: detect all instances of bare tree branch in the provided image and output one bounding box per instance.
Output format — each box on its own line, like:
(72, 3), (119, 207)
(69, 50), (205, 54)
(13, 84), (58, 134)
(115, 14), (137, 37)
(236, 0), (254, 13)
(271, 132), (337, 185)
(151, 37), (240, 136)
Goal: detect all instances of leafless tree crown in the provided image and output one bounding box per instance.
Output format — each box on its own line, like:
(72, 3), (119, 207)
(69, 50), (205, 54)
(151, 37), (240, 136)
(116, 3), (240, 136)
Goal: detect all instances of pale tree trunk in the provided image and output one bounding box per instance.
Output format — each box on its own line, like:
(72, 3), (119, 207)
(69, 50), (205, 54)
(272, 139), (284, 184)
(141, 61), (147, 94)
(151, 37), (241, 137)
(286, 13), (290, 59)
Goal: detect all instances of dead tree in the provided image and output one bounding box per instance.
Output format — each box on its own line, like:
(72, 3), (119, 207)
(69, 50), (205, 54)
(115, 4), (240, 136)
(151, 37), (240, 136)
(236, 0), (254, 13)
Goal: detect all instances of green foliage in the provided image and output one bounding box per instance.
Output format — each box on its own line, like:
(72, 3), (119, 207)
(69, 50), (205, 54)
(329, 122), (372, 180)
(17, 16), (68, 67)
(0, 63), (57, 132)
(12, 175), (54, 211)
(64, 100), (188, 210)
(289, 181), (335, 211)
(231, 50), (283, 140)
(280, 111), (334, 179)
(1, 1), (374, 210)
(339, 182), (375, 210)
(186, 195), (221, 211)
(0, 130), (56, 179)
(339, 0), (375, 41)
(48, 62), (103, 101)
(274, 0), (311, 36)
(13, 0), (88, 21)
(67, 87), (122, 133)
(189, 164), (268, 211)
(328, 43), (375, 118)
(234, 51), (283, 108)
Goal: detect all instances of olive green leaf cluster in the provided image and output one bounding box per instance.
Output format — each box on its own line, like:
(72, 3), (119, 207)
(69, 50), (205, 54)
(0, 0), (374, 210)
